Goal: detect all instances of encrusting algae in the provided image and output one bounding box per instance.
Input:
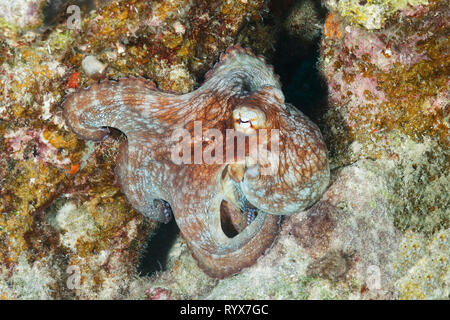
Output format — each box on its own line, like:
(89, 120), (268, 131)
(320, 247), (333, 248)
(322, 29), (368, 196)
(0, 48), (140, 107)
(0, 0), (448, 300)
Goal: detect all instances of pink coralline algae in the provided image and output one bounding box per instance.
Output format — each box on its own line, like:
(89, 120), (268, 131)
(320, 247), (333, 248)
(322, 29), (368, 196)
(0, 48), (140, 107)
(62, 45), (330, 278)
(320, 2), (449, 159)
(4, 127), (71, 169)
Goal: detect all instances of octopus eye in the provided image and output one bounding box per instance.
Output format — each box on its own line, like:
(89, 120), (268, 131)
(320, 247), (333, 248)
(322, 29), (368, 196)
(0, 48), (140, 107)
(232, 106), (266, 134)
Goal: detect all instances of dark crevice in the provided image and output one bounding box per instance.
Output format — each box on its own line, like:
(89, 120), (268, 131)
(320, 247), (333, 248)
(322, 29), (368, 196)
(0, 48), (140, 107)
(138, 218), (179, 277)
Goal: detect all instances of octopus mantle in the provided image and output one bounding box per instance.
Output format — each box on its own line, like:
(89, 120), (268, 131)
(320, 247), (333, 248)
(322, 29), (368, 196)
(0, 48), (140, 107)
(62, 45), (330, 278)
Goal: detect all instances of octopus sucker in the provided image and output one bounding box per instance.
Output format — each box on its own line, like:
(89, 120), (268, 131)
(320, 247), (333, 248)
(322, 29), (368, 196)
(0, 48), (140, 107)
(62, 44), (330, 278)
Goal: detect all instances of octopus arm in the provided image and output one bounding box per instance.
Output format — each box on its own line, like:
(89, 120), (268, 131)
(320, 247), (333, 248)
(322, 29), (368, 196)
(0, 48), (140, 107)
(62, 77), (175, 141)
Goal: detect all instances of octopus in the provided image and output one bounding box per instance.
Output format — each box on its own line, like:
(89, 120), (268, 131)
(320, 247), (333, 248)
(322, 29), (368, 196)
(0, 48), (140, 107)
(62, 45), (330, 278)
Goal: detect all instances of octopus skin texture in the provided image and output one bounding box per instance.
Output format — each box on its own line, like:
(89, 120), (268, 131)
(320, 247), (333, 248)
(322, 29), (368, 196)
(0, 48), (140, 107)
(62, 45), (330, 278)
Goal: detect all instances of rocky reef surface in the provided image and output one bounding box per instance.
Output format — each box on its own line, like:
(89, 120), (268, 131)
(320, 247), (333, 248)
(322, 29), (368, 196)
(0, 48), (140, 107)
(0, 0), (448, 299)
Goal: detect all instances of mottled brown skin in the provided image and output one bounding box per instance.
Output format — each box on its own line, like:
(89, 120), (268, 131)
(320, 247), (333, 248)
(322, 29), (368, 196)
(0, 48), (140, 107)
(62, 45), (330, 278)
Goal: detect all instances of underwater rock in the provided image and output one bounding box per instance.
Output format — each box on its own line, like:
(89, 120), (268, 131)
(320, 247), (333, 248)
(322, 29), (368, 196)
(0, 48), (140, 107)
(320, 0), (448, 163)
(319, 0), (449, 236)
(323, 0), (430, 30)
(62, 44), (330, 278)
(312, 0), (449, 299)
(285, 0), (323, 42)
(81, 55), (107, 79)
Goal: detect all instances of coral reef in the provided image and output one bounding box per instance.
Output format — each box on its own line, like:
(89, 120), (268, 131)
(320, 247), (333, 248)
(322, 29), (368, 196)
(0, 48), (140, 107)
(0, 0), (447, 300)
(139, 157), (446, 300)
(324, 0), (430, 30)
